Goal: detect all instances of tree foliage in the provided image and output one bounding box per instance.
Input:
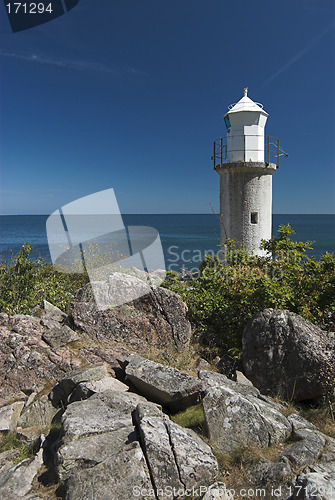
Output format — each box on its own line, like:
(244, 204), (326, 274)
(163, 225), (335, 357)
(0, 243), (88, 315)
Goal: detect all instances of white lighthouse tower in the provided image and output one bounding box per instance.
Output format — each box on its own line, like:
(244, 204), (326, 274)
(213, 88), (286, 256)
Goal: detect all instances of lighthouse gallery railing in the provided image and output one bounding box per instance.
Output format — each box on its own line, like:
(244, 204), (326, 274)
(212, 135), (288, 170)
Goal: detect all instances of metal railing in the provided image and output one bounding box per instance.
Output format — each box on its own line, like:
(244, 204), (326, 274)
(212, 135), (288, 169)
(265, 135), (288, 168)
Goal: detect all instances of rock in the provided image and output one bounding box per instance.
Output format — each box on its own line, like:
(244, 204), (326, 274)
(0, 401), (25, 432)
(236, 370), (254, 387)
(0, 439), (44, 499)
(59, 390), (147, 443)
(32, 300), (68, 323)
(134, 402), (218, 497)
(0, 449), (21, 472)
(49, 364), (114, 407)
(55, 388), (154, 500)
(78, 343), (130, 369)
(70, 282), (192, 352)
(56, 425), (137, 480)
(199, 370), (261, 399)
(201, 482), (234, 499)
(213, 353), (237, 380)
(8, 315), (43, 335)
(18, 395), (59, 428)
(165, 419), (218, 489)
(294, 462), (335, 499)
(202, 385), (291, 454)
(318, 437), (335, 463)
(69, 376), (129, 402)
(76, 273), (152, 309)
(196, 357), (212, 371)
(0, 313), (9, 326)
(0, 314), (83, 400)
(64, 441), (153, 500)
(134, 402), (183, 496)
(247, 456), (292, 486)
(42, 325), (79, 348)
(125, 354), (203, 410)
(16, 426), (44, 445)
(287, 413), (318, 432)
(281, 429), (326, 467)
(242, 309), (335, 402)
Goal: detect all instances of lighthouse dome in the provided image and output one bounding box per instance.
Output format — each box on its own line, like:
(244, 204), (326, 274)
(226, 88), (268, 116)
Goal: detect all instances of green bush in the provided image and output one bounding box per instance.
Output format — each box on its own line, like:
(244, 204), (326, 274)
(0, 243), (88, 315)
(163, 225), (335, 358)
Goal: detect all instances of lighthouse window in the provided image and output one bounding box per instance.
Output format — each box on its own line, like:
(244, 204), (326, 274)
(224, 116), (231, 130)
(251, 212), (258, 224)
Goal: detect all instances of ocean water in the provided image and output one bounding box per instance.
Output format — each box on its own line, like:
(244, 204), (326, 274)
(0, 214), (334, 272)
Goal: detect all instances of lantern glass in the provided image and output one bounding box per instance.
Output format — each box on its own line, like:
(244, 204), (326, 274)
(224, 116), (231, 130)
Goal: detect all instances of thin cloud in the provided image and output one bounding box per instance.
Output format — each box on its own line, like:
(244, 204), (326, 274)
(3, 51), (149, 78)
(264, 21), (335, 85)
(2, 51), (116, 74)
(125, 67), (149, 77)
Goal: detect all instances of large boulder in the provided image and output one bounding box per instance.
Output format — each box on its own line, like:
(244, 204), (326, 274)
(124, 354), (203, 410)
(199, 370), (261, 399)
(0, 314), (83, 401)
(59, 390), (147, 443)
(242, 309), (335, 402)
(134, 403), (184, 495)
(56, 384), (217, 499)
(202, 375), (291, 454)
(134, 402), (218, 497)
(70, 280), (192, 352)
(57, 425), (137, 481)
(64, 442), (153, 500)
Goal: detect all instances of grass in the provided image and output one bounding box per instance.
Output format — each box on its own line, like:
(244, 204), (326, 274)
(171, 404), (205, 432)
(213, 442), (294, 495)
(144, 343), (202, 376)
(301, 404), (335, 438)
(0, 431), (32, 464)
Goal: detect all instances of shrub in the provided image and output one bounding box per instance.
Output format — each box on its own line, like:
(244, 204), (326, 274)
(0, 243), (88, 315)
(163, 225), (335, 358)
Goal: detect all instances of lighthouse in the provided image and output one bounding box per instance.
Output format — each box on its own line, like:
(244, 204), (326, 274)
(213, 88), (286, 256)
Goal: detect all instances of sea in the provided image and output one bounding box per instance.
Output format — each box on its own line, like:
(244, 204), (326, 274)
(0, 214), (334, 273)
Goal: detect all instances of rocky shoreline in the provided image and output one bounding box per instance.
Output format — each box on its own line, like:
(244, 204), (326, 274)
(0, 275), (335, 499)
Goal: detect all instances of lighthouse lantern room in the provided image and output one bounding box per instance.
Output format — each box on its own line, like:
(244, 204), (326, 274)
(213, 88), (287, 256)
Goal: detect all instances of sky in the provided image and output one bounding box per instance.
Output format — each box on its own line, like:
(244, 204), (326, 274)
(0, 0), (334, 215)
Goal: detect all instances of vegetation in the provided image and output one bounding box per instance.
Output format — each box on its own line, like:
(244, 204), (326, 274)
(163, 224), (335, 358)
(0, 243), (88, 315)
(0, 431), (31, 463)
(1, 225), (334, 361)
(171, 404), (205, 432)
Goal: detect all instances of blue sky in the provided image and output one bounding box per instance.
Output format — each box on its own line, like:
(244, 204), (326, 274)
(0, 0), (334, 215)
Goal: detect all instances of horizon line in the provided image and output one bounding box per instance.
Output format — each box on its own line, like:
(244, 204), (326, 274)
(1, 213), (335, 217)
